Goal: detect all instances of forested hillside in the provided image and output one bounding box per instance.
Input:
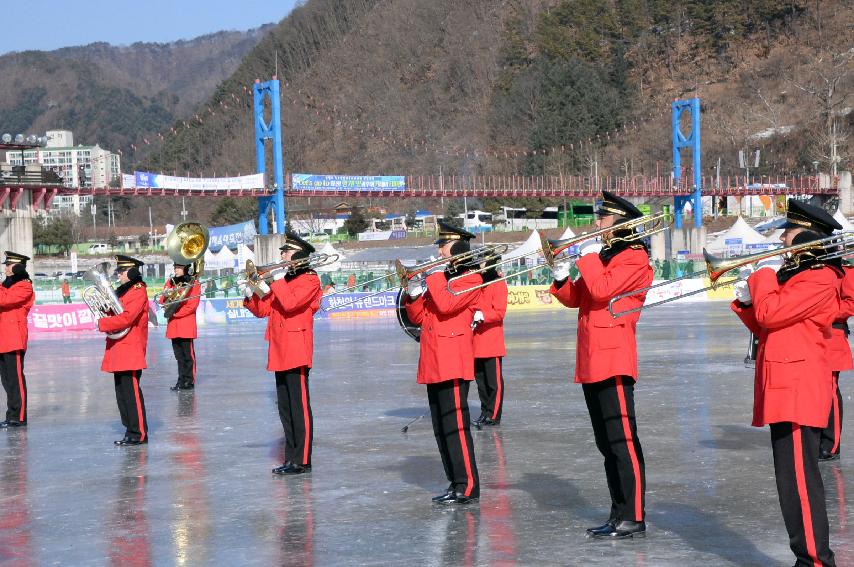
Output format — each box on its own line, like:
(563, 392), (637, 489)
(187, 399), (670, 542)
(146, 0), (851, 182)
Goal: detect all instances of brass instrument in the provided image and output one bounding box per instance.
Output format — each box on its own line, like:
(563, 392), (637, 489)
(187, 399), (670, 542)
(155, 222), (209, 318)
(321, 244), (510, 311)
(447, 213), (670, 295)
(82, 262), (130, 339)
(244, 253), (340, 297)
(607, 231), (854, 318)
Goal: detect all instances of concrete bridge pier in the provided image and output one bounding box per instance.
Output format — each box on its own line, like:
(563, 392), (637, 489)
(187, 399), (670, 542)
(0, 191), (34, 263)
(670, 225), (707, 257)
(254, 234), (287, 266)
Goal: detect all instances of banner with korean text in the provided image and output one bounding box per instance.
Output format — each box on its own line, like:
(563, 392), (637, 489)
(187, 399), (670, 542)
(131, 171), (264, 191)
(292, 174), (405, 192)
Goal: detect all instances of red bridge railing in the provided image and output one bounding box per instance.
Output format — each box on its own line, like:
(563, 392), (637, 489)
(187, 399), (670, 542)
(0, 174), (839, 210)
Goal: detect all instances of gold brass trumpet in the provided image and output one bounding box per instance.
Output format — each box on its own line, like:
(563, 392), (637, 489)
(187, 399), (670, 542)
(608, 231), (854, 318)
(448, 212), (670, 295)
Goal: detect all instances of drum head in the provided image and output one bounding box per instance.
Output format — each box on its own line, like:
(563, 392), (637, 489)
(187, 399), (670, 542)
(396, 289), (421, 342)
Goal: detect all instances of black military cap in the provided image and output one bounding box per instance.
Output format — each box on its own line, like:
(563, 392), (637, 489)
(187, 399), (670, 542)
(279, 231), (316, 254)
(434, 220), (476, 245)
(596, 191), (644, 219)
(781, 200), (842, 236)
(2, 251), (30, 265)
(115, 255), (145, 270)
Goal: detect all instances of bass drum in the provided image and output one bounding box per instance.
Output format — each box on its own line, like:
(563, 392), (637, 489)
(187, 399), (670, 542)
(396, 289), (421, 342)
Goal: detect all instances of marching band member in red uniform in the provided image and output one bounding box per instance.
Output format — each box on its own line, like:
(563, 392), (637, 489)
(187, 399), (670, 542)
(0, 252), (35, 428)
(820, 263), (854, 461)
(98, 255), (150, 446)
(243, 232), (321, 475)
(731, 200), (842, 567)
(550, 192), (653, 539)
(159, 262), (202, 391)
(471, 256), (508, 427)
(405, 221), (483, 505)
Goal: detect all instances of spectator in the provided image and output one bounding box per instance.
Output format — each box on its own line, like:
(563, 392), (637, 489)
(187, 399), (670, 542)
(206, 280), (217, 299)
(61, 279), (72, 303)
(347, 273), (356, 289)
(323, 282), (337, 295)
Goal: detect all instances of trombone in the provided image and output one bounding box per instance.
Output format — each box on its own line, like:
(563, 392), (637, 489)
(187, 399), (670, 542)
(608, 231), (854, 318)
(448, 212), (671, 295)
(321, 244), (509, 311)
(241, 253), (339, 297)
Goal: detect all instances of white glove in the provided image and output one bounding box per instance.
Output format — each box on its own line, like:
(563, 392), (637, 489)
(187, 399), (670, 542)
(578, 239), (603, 257)
(755, 256), (783, 272)
(407, 278), (424, 298)
(472, 310), (484, 327)
(240, 280), (253, 299)
(552, 260), (571, 282)
(734, 280), (752, 305)
(738, 265), (754, 280)
(256, 280), (271, 297)
(272, 269), (286, 281)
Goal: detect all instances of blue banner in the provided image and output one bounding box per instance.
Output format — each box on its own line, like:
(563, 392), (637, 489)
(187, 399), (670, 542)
(318, 291), (398, 317)
(208, 221), (257, 252)
(292, 174), (405, 192)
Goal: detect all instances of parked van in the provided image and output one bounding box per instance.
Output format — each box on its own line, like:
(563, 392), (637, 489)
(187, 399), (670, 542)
(87, 243), (110, 254)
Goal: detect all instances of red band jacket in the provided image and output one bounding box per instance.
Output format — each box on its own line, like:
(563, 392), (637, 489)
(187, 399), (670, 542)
(99, 282), (149, 372)
(731, 266), (840, 428)
(405, 270), (482, 384)
(159, 280), (201, 339)
(243, 272), (321, 372)
(0, 277), (35, 353)
(473, 279), (507, 358)
(826, 266), (854, 372)
(550, 246), (653, 384)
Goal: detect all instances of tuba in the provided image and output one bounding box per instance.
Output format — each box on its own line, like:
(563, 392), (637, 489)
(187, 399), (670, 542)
(82, 262), (130, 339)
(159, 222), (209, 319)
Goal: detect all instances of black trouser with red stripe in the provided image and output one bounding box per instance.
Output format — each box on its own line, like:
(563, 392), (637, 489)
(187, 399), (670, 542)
(771, 422), (836, 566)
(427, 379), (479, 498)
(114, 370), (147, 442)
(582, 376), (645, 523)
(275, 367), (313, 466)
(474, 357), (504, 422)
(820, 372), (843, 457)
(171, 338), (196, 388)
(0, 350), (26, 423)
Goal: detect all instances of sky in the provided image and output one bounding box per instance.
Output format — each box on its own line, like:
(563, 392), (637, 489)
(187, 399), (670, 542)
(0, 0), (301, 55)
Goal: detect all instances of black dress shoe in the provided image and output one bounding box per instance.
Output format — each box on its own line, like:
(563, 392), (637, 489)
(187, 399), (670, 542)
(178, 383), (195, 390)
(170, 384), (181, 391)
(819, 450), (840, 462)
(432, 486), (455, 502)
(482, 418), (500, 426)
(115, 437), (148, 446)
(586, 519), (618, 536)
(433, 491), (479, 505)
(591, 520), (646, 539)
(272, 463), (311, 475)
(0, 420), (25, 428)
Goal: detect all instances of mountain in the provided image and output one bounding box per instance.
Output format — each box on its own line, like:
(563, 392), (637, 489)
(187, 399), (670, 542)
(148, 0), (851, 189)
(0, 26), (273, 152)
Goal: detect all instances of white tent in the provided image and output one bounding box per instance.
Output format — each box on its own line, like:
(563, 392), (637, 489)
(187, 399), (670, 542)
(764, 229), (783, 244)
(205, 246), (237, 270)
(502, 230), (542, 263)
(705, 217), (768, 254)
(834, 210), (854, 231)
(235, 244), (255, 268)
(315, 242), (342, 272)
(558, 226), (576, 240)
